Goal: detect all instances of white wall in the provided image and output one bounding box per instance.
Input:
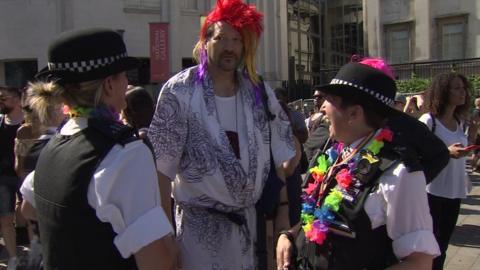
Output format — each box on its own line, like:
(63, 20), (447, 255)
(0, 0), (287, 84)
(247, 0), (288, 86)
(413, 0), (431, 60)
(381, 0), (411, 22)
(365, 0), (480, 62)
(72, 0), (164, 59)
(364, 0), (381, 57)
(0, 0), (58, 63)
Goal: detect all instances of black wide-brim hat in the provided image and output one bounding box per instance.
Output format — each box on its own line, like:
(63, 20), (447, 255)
(319, 62), (398, 117)
(35, 28), (139, 84)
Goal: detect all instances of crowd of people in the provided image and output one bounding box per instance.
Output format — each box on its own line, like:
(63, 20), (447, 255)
(0, 0), (478, 269)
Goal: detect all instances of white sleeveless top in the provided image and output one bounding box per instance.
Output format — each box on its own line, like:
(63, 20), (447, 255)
(419, 113), (468, 199)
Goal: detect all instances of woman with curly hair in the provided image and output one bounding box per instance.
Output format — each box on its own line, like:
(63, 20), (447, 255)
(418, 72), (474, 270)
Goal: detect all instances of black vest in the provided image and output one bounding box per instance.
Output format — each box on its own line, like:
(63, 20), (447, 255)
(34, 118), (138, 270)
(22, 138), (49, 176)
(0, 115), (21, 177)
(296, 145), (402, 270)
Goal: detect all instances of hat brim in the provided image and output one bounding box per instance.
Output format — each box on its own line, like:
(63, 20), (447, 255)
(318, 84), (401, 118)
(35, 56), (140, 84)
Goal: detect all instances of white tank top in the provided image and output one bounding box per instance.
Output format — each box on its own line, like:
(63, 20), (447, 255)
(419, 113), (468, 199)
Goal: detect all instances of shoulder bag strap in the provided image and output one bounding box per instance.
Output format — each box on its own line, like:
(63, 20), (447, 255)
(429, 112), (436, 133)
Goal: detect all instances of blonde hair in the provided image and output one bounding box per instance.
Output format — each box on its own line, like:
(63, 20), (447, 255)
(475, 97), (480, 107)
(27, 79), (105, 124)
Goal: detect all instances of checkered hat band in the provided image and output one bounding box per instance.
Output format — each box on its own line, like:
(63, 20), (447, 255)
(47, 52), (128, 73)
(330, 78), (394, 106)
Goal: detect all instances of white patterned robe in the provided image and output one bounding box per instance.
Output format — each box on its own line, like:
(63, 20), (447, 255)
(148, 66), (295, 270)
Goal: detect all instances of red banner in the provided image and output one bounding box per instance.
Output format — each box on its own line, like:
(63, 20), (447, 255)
(149, 23), (169, 83)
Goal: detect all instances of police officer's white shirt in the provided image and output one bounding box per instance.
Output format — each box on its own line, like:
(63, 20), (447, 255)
(347, 133), (440, 259)
(20, 117), (173, 258)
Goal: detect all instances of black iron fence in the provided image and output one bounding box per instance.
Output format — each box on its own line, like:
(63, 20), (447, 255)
(286, 58), (480, 101)
(317, 58), (480, 83)
(391, 58), (480, 80)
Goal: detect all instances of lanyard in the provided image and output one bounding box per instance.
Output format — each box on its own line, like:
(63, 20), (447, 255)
(319, 131), (376, 196)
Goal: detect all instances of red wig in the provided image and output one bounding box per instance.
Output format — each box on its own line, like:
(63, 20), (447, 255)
(194, 0), (264, 86)
(200, 0), (263, 40)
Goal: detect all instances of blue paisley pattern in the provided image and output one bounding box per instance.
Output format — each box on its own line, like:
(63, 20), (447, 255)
(277, 109), (296, 151)
(148, 91), (187, 162)
(252, 98), (269, 144)
(202, 75), (217, 115)
(179, 112), (217, 183)
(177, 196), (251, 255)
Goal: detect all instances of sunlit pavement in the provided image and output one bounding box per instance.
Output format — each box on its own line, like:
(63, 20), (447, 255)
(445, 162), (480, 270)
(0, 169), (479, 269)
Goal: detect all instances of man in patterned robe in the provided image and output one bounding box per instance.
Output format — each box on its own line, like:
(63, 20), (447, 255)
(148, 0), (295, 269)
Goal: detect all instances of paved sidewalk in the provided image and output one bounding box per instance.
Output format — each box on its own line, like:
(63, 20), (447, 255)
(444, 169), (480, 270)
(1, 173), (479, 269)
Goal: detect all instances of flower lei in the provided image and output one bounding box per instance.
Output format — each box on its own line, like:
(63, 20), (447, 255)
(64, 105), (120, 122)
(301, 128), (393, 245)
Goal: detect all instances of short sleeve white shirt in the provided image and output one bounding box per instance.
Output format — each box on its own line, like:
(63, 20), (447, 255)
(347, 134), (440, 259)
(21, 118), (173, 258)
(364, 164), (440, 259)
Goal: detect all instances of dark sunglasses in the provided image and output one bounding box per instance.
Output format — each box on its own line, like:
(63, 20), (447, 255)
(313, 95), (325, 99)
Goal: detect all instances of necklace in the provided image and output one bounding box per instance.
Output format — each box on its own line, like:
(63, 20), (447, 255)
(215, 90), (241, 158)
(318, 131), (376, 197)
(301, 127), (394, 245)
(65, 105), (120, 122)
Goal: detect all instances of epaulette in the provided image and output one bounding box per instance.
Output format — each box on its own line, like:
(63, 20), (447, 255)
(88, 117), (139, 146)
(387, 141), (423, 173)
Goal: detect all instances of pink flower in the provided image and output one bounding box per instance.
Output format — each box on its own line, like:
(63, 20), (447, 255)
(376, 128), (393, 142)
(335, 168), (353, 188)
(308, 221), (328, 245)
(305, 183), (316, 195)
(312, 172), (324, 183)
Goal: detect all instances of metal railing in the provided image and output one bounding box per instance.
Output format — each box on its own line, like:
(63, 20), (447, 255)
(318, 57), (480, 82)
(286, 58), (480, 101)
(392, 58), (480, 80)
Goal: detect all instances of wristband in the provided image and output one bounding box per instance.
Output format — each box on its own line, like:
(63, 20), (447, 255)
(278, 230), (295, 244)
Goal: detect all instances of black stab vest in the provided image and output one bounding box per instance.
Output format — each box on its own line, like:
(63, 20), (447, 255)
(34, 118), (138, 270)
(296, 145), (401, 270)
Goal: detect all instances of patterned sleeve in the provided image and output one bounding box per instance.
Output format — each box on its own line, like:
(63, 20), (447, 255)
(264, 84), (296, 168)
(147, 83), (189, 180)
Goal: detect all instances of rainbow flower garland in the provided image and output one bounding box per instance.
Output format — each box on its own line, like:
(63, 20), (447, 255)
(64, 105), (120, 122)
(301, 128), (393, 245)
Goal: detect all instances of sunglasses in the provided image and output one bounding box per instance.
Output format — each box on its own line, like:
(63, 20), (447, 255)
(313, 95), (325, 99)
